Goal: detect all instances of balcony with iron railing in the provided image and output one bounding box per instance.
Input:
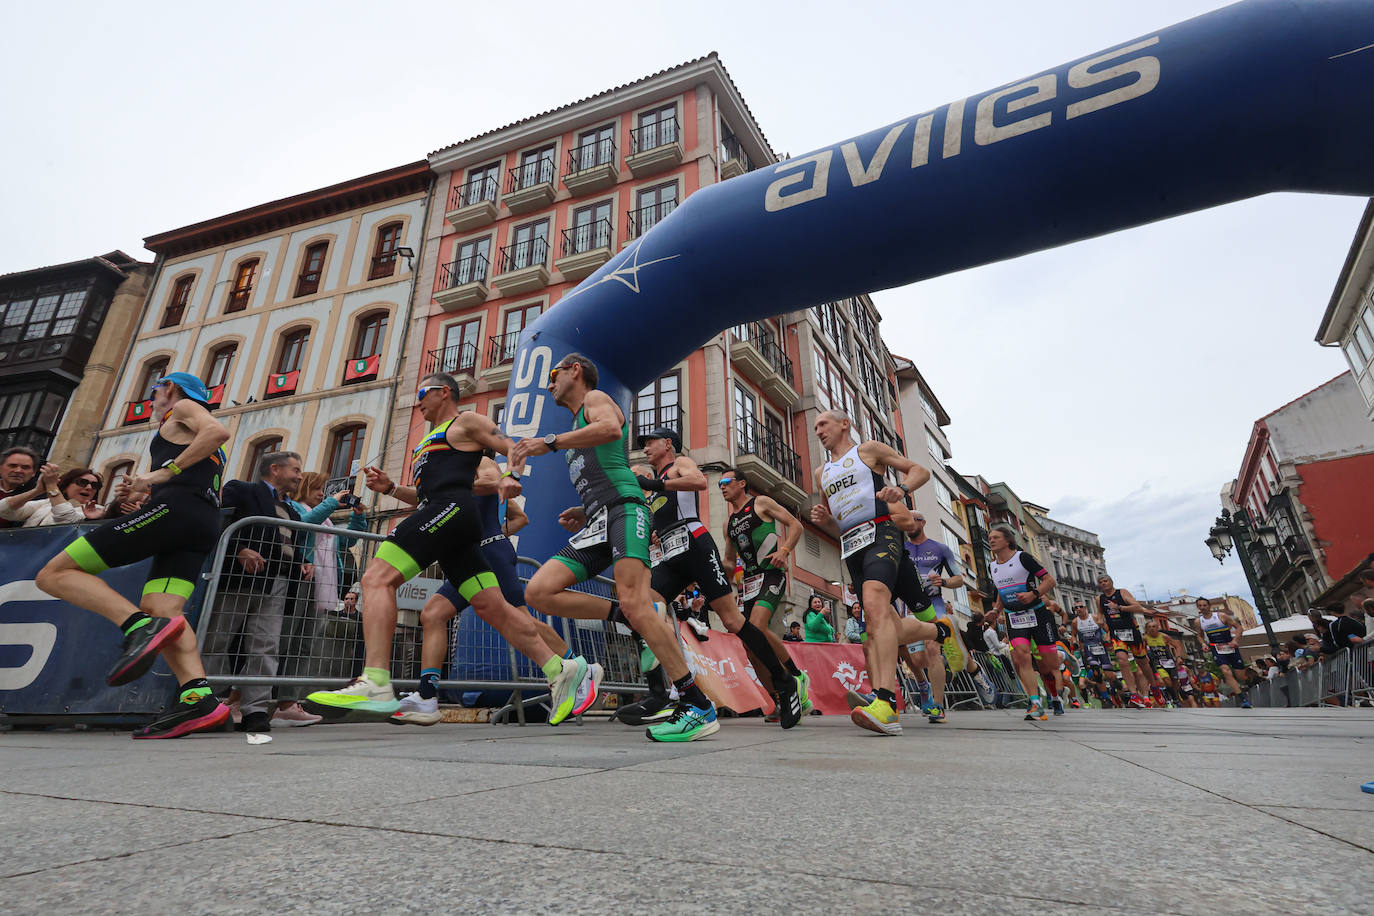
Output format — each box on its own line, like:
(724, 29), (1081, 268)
(492, 237), (550, 294)
(627, 115), (682, 177)
(423, 341), (479, 384)
(720, 134), (754, 180)
(733, 416), (805, 505)
(482, 330), (523, 386)
(555, 218), (615, 282)
(563, 139), (618, 194)
(626, 201), (677, 241)
(433, 253), (490, 311)
(729, 321), (798, 407)
(445, 174), (501, 230)
(367, 252), (398, 281)
(503, 159), (557, 213)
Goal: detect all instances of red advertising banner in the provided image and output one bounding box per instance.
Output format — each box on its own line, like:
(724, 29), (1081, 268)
(675, 621), (775, 715)
(673, 625), (902, 716)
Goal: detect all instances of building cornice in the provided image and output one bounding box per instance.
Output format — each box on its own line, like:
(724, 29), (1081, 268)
(1317, 198), (1374, 344)
(428, 54), (776, 174)
(144, 161), (432, 258)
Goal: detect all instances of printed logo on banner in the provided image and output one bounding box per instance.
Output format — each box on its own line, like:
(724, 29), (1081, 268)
(0, 581), (60, 691)
(832, 659), (867, 692)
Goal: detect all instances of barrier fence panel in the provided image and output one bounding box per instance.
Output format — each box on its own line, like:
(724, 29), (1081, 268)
(1349, 643), (1373, 706)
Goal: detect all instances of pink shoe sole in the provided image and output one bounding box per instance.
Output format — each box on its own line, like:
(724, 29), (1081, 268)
(132, 703), (230, 740)
(107, 616), (187, 686)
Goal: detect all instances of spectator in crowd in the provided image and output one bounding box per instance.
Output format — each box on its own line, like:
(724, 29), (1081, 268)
(60, 468), (108, 520)
(0, 461), (82, 527)
(844, 604), (865, 644)
(674, 587), (711, 642)
(964, 612), (989, 653)
(803, 595), (835, 643)
(1325, 602), (1366, 652)
(783, 621), (803, 642)
(271, 472), (369, 727)
(1276, 646), (1293, 674)
(202, 450), (306, 733)
(983, 618), (1010, 657)
(0, 446), (40, 529)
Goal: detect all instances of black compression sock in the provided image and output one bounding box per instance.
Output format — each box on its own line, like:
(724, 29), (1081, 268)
(737, 621), (788, 681)
(786, 658), (802, 678)
(674, 672), (710, 709)
(876, 688), (897, 706)
(646, 664), (667, 696)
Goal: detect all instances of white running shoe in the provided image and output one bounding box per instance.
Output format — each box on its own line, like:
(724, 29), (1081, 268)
(973, 671), (997, 708)
(390, 691), (442, 726)
(572, 663), (604, 717)
(549, 655), (589, 725)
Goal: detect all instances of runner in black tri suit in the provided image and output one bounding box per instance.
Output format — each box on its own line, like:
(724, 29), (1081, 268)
(364, 454), (594, 726)
(631, 435), (803, 729)
(517, 354), (719, 742)
(1097, 575), (1155, 707)
(37, 372), (232, 739)
(306, 373), (593, 726)
(719, 465), (811, 712)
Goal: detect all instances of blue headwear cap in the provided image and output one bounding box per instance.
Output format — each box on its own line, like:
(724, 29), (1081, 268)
(156, 371), (211, 404)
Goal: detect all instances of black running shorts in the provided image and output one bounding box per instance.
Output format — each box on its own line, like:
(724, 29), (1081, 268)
(650, 528), (733, 604)
(842, 519), (904, 597)
(65, 486), (219, 599)
(377, 491), (495, 599)
(1006, 604), (1059, 649)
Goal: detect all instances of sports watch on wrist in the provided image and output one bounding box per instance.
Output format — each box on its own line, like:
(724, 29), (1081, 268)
(160, 459), (182, 475)
(543, 433), (559, 451)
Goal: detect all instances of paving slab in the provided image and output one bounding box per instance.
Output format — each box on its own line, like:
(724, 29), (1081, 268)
(2, 708), (1370, 914)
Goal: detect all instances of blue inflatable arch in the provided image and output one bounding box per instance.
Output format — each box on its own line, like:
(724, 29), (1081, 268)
(503, 0), (1374, 563)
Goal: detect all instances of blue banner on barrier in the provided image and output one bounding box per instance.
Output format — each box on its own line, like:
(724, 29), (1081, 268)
(0, 524), (208, 718)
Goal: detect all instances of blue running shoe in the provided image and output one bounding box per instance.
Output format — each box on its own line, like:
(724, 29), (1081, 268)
(922, 700), (946, 723)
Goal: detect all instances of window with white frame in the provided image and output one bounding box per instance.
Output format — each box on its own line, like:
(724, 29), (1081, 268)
(1344, 298), (1374, 402)
(933, 477), (954, 514)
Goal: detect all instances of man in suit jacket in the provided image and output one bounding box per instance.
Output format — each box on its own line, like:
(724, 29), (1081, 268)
(202, 450), (307, 732)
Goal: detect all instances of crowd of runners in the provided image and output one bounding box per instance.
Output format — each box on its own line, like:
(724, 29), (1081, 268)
(31, 359), (1286, 742)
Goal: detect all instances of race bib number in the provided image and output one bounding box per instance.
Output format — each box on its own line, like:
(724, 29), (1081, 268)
(840, 522), (876, 558)
(1088, 643), (1108, 657)
(569, 508), (608, 548)
(1161, 657), (1176, 668)
(741, 573), (765, 601)
(1008, 609), (1038, 630)
(1114, 628), (1135, 642)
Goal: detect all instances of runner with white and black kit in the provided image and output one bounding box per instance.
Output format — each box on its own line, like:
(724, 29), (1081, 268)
(1097, 575), (1155, 707)
(984, 523), (1062, 720)
(518, 354), (719, 742)
(719, 465), (812, 717)
(633, 433), (804, 729)
(1193, 596), (1249, 706)
(808, 410), (952, 736)
(1073, 602), (1120, 707)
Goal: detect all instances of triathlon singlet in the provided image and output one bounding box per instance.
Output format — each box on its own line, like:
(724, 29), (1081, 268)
(989, 550), (1046, 613)
(819, 443), (885, 531)
(1199, 611), (1236, 648)
(149, 409), (225, 506)
(905, 537), (959, 616)
(564, 406), (644, 518)
(647, 465), (705, 535)
(1099, 590), (1141, 644)
(1076, 615), (1108, 655)
(727, 497), (782, 575)
(412, 419), (481, 500)
(1144, 632), (1176, 669)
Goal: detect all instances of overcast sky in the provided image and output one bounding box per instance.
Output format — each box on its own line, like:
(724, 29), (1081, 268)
(3, 1), (1364, 610)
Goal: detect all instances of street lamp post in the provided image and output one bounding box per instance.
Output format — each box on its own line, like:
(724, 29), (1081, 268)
(1204, 507), (1281, 653)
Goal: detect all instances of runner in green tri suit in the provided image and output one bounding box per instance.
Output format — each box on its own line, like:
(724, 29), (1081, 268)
(517, 353), (718, 743)
(718, 465), (811, 712)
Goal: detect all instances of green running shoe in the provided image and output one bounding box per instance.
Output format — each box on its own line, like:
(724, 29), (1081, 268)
(646, 700), (719, 742)
(303, 674), (399, 721)
(796, 672), (813, 715)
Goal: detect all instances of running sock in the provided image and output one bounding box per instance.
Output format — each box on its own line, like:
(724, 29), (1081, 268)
(646, 665), (668, 697)
(875, 688), (897, 707)
(178, 677), (212, 704)
(674, 672), (710, 709)
(120, 612), (152, 635)
(736, 621), (787, 680)
(419, 668), (440, 700)
(562, 649), (575, 660)
(363, 666), (391, 687)
(541, 656), (564, 681)
(786, 658), (802, 678)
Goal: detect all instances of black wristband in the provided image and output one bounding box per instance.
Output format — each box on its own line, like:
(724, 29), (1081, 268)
(636, 475), (666, 492)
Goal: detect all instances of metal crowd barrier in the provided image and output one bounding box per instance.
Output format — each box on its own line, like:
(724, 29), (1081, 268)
(194, 516), (648, 724)
(1242, 645), (1374, 709)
